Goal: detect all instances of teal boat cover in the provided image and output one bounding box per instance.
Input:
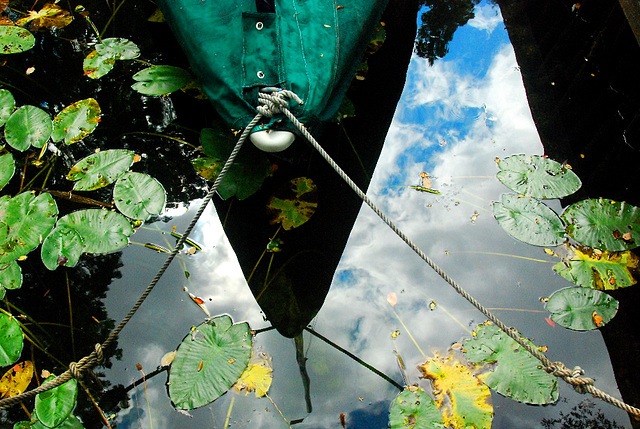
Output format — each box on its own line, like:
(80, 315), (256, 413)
(157, 0), (389, 132)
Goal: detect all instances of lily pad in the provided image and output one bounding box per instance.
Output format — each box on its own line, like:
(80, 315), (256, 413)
(131, 65), (191, 96)
(83, 50), (116, 79)
(0, 361), (33, 398)
(0, 26), (36, 54)
(57, 209), (133, 254)
(40, 225), (84, 270)
(561, 199), (640, 251)
(113, 172), (166, 220)
(4, 105), (53, 150)
(52, 98), (101, 144)
(0, 261), (22, 298)
(0, 192), (58, 264)
(389, 387), (444, 428)
(266, 177), (318, 230)
(553, 243), (638, 290)
(15, 4), (73, 31)
(95, 38), (140, 60)
(492, 193), (566, 246)
(545, 287), (618, 331)
(0, 89), (15, 126)
(0, 152), (15, 191)
(29, 414), (84, 429)
(0, 311), (23, 366)
(463, 322), (558, 404)
(168, 315), (252, 410)
(67, 149), (135, 191)
(35, 376), (78, 428)
(496, 155), (581, 199)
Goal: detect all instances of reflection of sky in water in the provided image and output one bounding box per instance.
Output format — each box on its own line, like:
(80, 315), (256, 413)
(105, 2), (632, 427)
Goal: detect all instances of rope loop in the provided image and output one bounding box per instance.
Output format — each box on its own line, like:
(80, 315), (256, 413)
(68, 362), (81, 379)
(544, 362), (595, 394)
(257, 88), (303, 118)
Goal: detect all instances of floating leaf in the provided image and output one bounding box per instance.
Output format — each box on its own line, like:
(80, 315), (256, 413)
(40, 225), (84, 270)
(95, 38), (139, 60)
(496, 154), (581, 199)
(0, 261), (22, 298)
(0, 312), (23, 366)
(419, 352), (493, 429)
(30, 413), (84, 429)
(51, 98), (101, 144)
(83, 50), (116, 79)
(0, 26), (35, 54)
(266, 177), (318, 230)
(15, 3), (73, 30)
(545, 287), (618, 331)
(113, 172), (166, 220)
(463, 322), (558, 404)
(168, 315), (252, 410)
(561, 199), (639, 251)
(131, 65), (191, 96)
(233, 353), (273, 397)
(388, 387), (444, 429)
(0, 152), (15, 191)
(0, 89), (15, 126)
(493, 193), (565, 246)
(35, 376), (77, 428)
(67, 149), (135, 191)
(0, 361), (33, 398)
(0, 192), (58, 264)
(57, 209), (133, 254)
(4, 105), (52, 150)
(553, 243), (638, 290)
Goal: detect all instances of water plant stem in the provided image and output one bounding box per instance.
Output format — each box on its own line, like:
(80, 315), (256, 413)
(65, 272), (76, 360)
(450, 250), (554, 263)
(389, 305), (426, 358)
(223, 396), (235, 428)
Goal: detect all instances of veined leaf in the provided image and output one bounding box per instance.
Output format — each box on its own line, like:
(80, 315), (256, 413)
(95, 38), (139, 60)
(0, 152), (15, 191)
(67, 149), (135, 191)
(57, 209), (133, 254)
(83, 50), (116, 79)
(40, 225), (84, 270)
(113, 172), (166, 220)
(15, 3), (73, 30)
(131, 65), (191, 96)
(0, 26), (35, 54)
(266, 177), (318, 230)
(545, 287), (618, 331)
(0, 361), (33, 398)
(51, 99), (101, 144)
(0, 261), (22, 298)
(0, 312), (23, 366)
(389, 387), (444, 428)
(4, 105), (52, 150)
(0, 89), (15, 126)
(35, 376), (77, 428)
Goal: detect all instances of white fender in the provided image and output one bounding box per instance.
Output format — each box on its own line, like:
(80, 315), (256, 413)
(250, 130), (295, 152)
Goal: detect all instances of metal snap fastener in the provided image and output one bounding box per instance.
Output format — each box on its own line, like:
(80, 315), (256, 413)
(256, 22), (264, 30)
(257, 71), (265, 79)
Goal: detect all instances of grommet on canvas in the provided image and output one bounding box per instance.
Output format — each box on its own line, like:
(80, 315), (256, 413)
(256, 21), (264, 30)
(257, 71), (265, 79)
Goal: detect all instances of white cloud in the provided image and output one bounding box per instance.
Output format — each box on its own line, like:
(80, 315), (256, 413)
(468, 3), (503, 34)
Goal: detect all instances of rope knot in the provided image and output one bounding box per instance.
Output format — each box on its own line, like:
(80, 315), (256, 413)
(545, 362), (594, 394)
(257, 88), (303, 118)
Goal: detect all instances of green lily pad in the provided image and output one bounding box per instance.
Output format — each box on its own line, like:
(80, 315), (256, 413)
(67, 149), (135, 191)
(95, 37), (140, 60)
(0, 89), (15, 126)
(4, 105), (53, 150)
(0, 261), (22, 298)
(113, 172), (166, 220)
(389, 387), (444, 428)
(57, 209), (133, 254)
(561, 199), (640, 251)
(30, 413), (84, 429)
(0, 311), (23, 366)
(131, 65), (191, 96)
(266, 177), (318, 230)
(463, 322), (558, 404)
(0, 192), (58, 264)
(492, 193), (566, 246)
(0, 152), (15, 191)
(40, 225), (84, 270)
(496, 155), (581, 199)
(51, 98), (101, 144)
(35, 376), (77, 428)
(553, 243), (638, 290)
(545, 287), (618, 331)
(168, 315), (252, 410)
(0, 26), (36, 54)
(83, 50), (116, 79)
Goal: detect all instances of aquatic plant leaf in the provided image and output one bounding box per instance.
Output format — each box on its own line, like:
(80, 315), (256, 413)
(233, 353), (273, 397)
(113, 172), (166, 220)
(83, 50), (116, 79)
(51, 98), (101, 144)
(0, 192), (58, 264)
(463, 322), (558, 404)
(131, 65), (191, 96)
(95, 38), (139, 60)
(4, 105), (52, 150)
(35, 376), (77, 428)
(492, 193), (566, 246)
(0, 261), (22, 298)
(0, 89), (15, 126)
(497, 154), (581, 199)
(40, 225), (84, 270)
(67, 149), (135, 191)
(545, 287), (618, 331)
(0, 361), (33, 398)
(0, 312), (23, 366)
(561, 199), (640, 251)
(0, 26), (35, 54)
(57, 209), (133, 254)
(388, 387), (444, 428)
(553, 243), (638, 290)
(266, 177), (318, 230)
(168, 315), (252, 410)
(418, 352), (493, 429)
(15, 3), (73, 30)
(30, 413), (84, 429)
(0, 152), (15, 191)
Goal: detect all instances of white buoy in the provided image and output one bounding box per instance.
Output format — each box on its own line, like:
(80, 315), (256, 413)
(250, 130), (295, 152)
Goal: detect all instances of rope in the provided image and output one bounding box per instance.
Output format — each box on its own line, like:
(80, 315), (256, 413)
(269, 90), (640, 417)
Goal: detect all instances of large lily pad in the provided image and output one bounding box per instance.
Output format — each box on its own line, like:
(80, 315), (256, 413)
(492, 193), (566, 246)
(131, 65), (191, 96)
(95, 38), (140, 60)
(545, 287), (618, 331)
(553, 243), (638, 290)
(4, 105), (53, 150)
(0, 89), (15, 126)
(15, 3), (73, 31)
(389, 387), (444, 428)
(0, 152), (15, 191)
(40, 225), (84, 270)
(0, 26), (35, 54)
(67, 149), (135, 191)
(113, 172), (166, 220)
(35, 376), (77, 428)
(561, 199), (640, 251)
(0, 261), (22, 298)
(0, 311), (23, 366)
(496, 155), (581, 199)
(51, 99), (101, 144)
(463, 322), (558, 404)
(57, 209), (133, 254)
(83, 50), (116, 79)
(168, 315), (252, 410)
(0, 192), (58, 264)
(266, 177), (318, 230)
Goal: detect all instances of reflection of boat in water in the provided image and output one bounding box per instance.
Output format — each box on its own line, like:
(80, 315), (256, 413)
(157, 0), (419, 337)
